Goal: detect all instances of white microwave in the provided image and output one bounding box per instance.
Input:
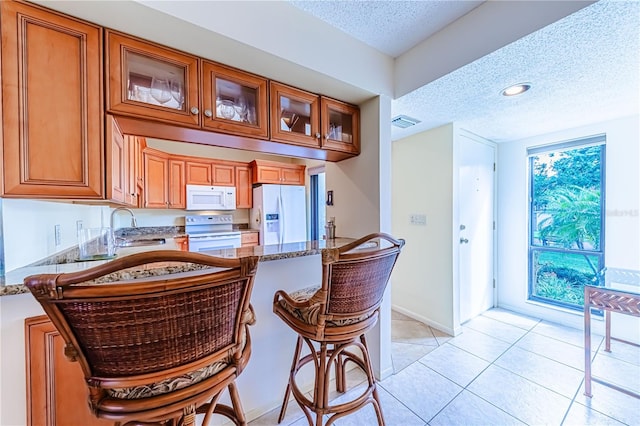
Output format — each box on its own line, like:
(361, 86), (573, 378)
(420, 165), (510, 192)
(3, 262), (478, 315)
(186, 185), (236, 211)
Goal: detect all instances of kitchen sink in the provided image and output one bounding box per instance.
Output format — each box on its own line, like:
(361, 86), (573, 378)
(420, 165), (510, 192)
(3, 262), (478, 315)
(116, 238), (166, 247)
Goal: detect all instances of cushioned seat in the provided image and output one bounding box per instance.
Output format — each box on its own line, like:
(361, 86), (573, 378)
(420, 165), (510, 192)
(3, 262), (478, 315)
(273, 233), (404, 426)
(25, 250), (259, 426)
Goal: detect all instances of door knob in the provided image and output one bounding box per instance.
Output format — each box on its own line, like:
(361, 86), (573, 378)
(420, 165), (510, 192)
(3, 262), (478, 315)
(460, 238), (469, 244)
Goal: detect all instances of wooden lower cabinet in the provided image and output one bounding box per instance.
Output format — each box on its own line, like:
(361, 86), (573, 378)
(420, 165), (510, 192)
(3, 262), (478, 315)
(241, 231), (259, 247)
(174, 236), (189, 251)
(25, 316), (110, 426)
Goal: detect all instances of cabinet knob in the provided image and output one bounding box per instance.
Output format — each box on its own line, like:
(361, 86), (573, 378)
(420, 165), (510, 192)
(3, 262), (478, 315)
(204, 109), (213, 118)
(315, 132), (321, 139)
(190, 106), (199, 115)
(324, 134), (330, 139)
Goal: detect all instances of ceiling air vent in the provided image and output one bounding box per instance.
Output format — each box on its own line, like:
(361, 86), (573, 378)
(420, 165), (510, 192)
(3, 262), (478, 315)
(391, 115), (421, 128)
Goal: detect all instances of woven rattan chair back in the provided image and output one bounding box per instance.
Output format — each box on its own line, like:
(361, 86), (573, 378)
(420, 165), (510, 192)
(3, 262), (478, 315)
(25, 250), (259, 426)
(324, 245), (401, 318)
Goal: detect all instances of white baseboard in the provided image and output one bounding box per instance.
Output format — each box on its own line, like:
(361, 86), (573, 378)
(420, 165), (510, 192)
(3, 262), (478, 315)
(391, 304), (461, 336)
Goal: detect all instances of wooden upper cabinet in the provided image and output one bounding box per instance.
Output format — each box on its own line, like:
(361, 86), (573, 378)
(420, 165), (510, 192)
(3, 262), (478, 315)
(107, 116), (140, 206)
(269, 82), (320, 148)
(185, 161), (212, 185)
(202, 61), (269, 139)
(143, 150), (169, 208)
(106, 30), (200, 127)
(251, 159), (305, 186)
(235, 165), (252, 208)
(212, 163), (235, 186)
(0, 1), (104, 198)
(320, 97), (360, 155)
(185, 160), (234, 186)
(168, 159), (186, 209)
(106, 116), (126, 204)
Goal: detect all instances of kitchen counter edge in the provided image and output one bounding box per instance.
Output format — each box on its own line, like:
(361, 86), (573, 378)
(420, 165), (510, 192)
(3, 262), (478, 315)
(0, 238), (354, 297)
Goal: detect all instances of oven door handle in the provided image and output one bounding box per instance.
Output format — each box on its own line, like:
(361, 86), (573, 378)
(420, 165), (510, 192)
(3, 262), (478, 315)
(188, 235), (237, 241)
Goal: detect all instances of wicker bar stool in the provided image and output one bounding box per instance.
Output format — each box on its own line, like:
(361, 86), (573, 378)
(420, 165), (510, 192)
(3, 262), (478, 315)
(25, 250), (259, 426)
(273, 233), (405, 426)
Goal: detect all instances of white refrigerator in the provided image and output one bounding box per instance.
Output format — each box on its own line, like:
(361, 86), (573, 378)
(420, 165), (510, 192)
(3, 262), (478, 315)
(250, 184), (307, 245)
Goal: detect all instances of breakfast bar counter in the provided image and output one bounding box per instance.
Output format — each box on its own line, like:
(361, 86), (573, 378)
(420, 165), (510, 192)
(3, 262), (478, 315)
(0, 237), (356, 296)
(0, 237), (365, 425)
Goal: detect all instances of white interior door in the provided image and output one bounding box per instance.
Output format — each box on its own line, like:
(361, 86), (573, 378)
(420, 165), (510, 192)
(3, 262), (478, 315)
(459, 133), (496, 323)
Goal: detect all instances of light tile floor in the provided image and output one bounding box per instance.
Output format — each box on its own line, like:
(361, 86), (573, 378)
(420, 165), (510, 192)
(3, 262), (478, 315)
(250, 308), (640, 425)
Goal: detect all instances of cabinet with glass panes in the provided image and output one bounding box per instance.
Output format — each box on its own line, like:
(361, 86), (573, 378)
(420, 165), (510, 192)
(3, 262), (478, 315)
(320, 97), (360, 155)
(269, 82), (360, 155)
(106, 30), (200, 127)
(201, 61), (269, 138)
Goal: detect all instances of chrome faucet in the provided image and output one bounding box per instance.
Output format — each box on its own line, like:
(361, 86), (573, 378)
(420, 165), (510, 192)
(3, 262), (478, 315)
(110, 207), (138, 231)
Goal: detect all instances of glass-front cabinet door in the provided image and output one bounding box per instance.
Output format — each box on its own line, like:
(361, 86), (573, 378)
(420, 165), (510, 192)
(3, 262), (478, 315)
(320, 97), (360, 154)
(270, 81), (320, 148)
(106, 30), (200, 127)
(202, 61), (268, 139)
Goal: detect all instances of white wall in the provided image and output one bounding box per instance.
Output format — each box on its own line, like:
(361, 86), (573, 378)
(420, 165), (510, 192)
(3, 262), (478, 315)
(2, 200), (109, 271)
(498, 115), (640, 340)
(391, 124), (456, 334)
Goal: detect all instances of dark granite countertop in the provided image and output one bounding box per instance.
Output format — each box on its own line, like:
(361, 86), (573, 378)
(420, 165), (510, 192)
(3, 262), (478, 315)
(0, 236), (354, 297)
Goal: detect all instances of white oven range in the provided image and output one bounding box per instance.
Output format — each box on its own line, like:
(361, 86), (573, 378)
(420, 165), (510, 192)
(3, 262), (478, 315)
(185, 214), (241, 253)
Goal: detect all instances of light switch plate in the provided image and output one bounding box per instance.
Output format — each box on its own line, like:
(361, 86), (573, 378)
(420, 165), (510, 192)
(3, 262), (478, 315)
(410, 214), (427, 225)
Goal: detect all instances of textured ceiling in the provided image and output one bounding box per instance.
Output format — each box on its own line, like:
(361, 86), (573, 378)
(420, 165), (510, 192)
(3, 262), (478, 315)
(290, 0), (640, 143)
(289, 0), (483, 57)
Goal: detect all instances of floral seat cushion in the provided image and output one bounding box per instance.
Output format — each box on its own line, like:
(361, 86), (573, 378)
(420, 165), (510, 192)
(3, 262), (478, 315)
(278, 285), (373, 327)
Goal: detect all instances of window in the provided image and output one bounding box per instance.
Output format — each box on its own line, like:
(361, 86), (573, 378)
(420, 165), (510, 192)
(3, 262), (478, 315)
(528, 135), (605, 310)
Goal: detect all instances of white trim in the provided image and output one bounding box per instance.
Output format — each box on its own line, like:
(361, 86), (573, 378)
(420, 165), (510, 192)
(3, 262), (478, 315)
(307, 165), (325, 175)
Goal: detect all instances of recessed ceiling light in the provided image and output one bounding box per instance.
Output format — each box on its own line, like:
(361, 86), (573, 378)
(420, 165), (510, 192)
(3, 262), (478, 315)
(501, 83), (532, 96)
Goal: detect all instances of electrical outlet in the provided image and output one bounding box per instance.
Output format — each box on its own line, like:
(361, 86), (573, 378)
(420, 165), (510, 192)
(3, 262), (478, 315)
(410, 214), (427, 226)
(54, 224), (61, 246)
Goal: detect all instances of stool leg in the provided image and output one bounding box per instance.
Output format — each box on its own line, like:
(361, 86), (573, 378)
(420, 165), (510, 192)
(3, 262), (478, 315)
(360, 335), (385, 426)
(278, 336), (303, 424)
(335, 344), (346, 393)
(316, 342), (329, 416)
(228, 381), (247, 426)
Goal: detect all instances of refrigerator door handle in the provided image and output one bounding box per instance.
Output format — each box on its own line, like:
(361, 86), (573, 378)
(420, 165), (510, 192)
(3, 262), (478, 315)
(278, 195), (285, 244)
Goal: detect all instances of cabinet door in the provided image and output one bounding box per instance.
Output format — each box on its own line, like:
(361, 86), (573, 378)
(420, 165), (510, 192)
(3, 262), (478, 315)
(125, 136), (140, 207)
(174, 236), (189, 251)
(281, 166), (306, 185)
(1, 1), (104, 198)
(106, 30), (200, 127)
(202, 61), (269, 139)
(168, 159), (186, 209)
(252, 164), (282, 184)
(212, 163), (235, 186)
(241, 232), (259, 247)
(186, 161), (212, 185)
(320, 97), (360, 155)
(25, 316), (111, 426)
(269, 82), (320, 148)
(143, 152), (169, 208)
(235, 165), (252, 208)
(106, 116), (126, 204)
